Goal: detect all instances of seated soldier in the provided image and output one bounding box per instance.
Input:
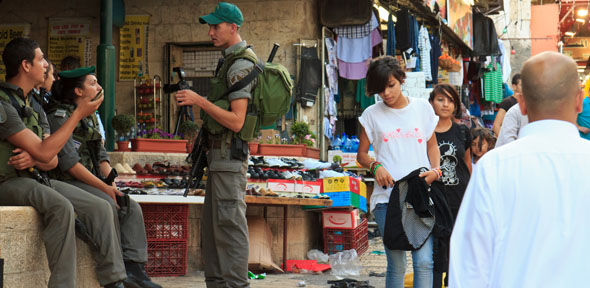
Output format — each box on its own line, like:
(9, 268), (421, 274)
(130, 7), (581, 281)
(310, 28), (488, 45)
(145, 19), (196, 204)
(0, 37), (103, 288)
(46, 66), (161, 288)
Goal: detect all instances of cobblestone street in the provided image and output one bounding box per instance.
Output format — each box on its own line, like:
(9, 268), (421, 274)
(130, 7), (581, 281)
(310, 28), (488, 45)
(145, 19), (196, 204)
(153, 231), (417, 287)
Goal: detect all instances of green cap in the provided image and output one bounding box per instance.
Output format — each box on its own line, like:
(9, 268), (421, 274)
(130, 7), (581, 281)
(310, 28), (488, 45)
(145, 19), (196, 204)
(199, 2), (243, 27)
(58, 65), (96, 79)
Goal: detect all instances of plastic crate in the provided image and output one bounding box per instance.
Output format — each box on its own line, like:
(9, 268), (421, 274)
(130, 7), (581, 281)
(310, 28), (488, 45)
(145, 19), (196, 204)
(323, 218), (369, 256)
(145, 240), (187, 277)
(141, 204), (189, 240)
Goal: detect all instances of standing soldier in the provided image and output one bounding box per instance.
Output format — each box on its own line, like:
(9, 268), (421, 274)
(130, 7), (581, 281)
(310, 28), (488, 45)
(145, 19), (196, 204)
(174, 2), (255, 287)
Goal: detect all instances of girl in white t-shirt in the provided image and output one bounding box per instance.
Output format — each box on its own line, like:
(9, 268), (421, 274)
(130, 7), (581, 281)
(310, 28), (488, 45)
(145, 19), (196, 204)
(357, 56), (441, 288)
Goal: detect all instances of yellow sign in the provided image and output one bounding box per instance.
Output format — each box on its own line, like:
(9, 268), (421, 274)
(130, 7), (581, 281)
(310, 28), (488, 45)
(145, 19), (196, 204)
(48, 18), (92, 68)
(119, 15), (150, 80)
(0, 24), (31, 81)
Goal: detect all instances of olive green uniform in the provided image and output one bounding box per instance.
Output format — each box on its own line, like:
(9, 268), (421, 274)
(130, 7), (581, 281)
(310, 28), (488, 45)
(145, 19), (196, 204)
(0, 83), (75, 287)
(46, 103), (148, 264)
(0, 83), (126, 286)
(200, 40), (256, 288)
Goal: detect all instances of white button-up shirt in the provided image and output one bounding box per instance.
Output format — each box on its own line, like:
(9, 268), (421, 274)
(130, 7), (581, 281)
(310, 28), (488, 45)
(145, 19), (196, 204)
(450, 119), (590, 288)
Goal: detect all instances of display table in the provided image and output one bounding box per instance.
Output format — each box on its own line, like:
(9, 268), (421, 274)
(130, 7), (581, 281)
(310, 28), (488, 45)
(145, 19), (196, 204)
(130, 194), (331, 271)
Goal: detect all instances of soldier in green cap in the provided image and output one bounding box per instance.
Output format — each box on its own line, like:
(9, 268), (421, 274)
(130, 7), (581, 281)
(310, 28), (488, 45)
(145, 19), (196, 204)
(45, 66), (162, 288)
(175, 2), (254, 287)
(0, 37), (104, 288)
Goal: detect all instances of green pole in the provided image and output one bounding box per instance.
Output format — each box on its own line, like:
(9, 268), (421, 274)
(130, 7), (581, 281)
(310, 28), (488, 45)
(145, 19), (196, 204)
(97, 0), (116, 151)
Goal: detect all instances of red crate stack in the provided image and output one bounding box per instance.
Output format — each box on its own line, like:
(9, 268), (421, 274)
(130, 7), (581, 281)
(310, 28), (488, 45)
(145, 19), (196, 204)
(323, 218), (369, 256)
(140, 204), (189, 277)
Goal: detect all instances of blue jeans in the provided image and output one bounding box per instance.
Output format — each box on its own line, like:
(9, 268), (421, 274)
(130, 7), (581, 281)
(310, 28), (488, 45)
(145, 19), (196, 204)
(374, 203), (433, 288)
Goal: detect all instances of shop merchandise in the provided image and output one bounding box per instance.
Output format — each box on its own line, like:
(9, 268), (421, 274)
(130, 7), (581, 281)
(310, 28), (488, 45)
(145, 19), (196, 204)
(418, 25), (432, 81)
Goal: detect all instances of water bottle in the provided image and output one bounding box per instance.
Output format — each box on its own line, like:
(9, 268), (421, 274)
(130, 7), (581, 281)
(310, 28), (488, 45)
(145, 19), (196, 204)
(341, 133), (349, 152)
(333, 136), (342, 151)
(351, 136), (359, 153)
(343, 136), (353, 153)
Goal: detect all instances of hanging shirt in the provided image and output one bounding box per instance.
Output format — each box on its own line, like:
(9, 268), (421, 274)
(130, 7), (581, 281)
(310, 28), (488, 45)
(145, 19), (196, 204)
(418, 26), (432, 81)
(335, 13), (378, 63)
(358, 98), (438, 212)
(386, 13), (396, 56)
(450, 120), (590, 288)
(338, 29), (383, 80)
(430, 34), (441, 84)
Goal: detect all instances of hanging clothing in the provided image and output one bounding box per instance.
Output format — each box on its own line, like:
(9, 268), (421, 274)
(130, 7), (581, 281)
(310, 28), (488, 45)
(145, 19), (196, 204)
(355, 78), (375, 110)
(338, 59), (369, 80)
(483, 63), (502, 103)
(335, 12), (378, 63)
(386, 13), (396, 56)
(338, 29), (383, 80)
(395, 9), (411, 51)
(497, 39), (512, 83)
(472, 12), (501, 56)
(430, 34), (441, 84)
(418, 25), (432, 81)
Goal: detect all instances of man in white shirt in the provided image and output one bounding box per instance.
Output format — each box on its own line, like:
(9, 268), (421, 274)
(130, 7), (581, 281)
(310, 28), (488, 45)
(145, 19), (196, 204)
(449, 51), (590, 287)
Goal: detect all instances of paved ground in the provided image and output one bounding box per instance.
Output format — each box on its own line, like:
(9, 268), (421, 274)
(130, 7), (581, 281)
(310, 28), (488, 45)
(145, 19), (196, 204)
(152, 234), (416, 288)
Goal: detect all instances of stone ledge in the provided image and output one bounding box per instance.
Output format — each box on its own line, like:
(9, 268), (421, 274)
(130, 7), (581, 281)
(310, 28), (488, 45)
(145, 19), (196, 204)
(0, 206), (100, 288)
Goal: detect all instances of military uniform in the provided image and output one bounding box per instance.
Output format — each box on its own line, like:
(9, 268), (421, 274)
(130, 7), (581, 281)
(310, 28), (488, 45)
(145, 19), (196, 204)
(46, 103), (148, 264)
(0, 82), (126, 286)
(0, 82), (76, 288)
(200, 40), (255, 288)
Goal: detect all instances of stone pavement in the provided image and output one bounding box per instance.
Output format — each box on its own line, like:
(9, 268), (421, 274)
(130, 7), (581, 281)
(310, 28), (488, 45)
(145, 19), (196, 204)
(152, 234), (415, 287)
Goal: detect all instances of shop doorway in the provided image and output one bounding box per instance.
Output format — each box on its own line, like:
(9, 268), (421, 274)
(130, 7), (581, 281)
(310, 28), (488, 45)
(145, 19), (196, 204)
(164, 42), (221, 132)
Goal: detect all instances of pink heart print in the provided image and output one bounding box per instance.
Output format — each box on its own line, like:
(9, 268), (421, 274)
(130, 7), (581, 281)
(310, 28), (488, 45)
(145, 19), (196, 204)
(418, 139), (423, 143)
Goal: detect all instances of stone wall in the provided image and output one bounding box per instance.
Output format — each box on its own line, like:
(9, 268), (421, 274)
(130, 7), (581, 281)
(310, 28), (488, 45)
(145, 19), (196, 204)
(0, 207), (100, 288)
(0, 0), (320, 126)
(490, 0), (532, 78)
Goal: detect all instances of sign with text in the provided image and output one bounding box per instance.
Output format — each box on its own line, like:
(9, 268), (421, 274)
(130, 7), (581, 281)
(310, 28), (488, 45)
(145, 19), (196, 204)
(119, 15), (150, 80)
(0, 24), (31, 81)
(48, 18), (92, 68)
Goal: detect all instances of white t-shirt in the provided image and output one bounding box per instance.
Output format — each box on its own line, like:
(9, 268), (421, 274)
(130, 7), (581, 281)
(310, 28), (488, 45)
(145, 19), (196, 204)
(359, 97), (439, 212)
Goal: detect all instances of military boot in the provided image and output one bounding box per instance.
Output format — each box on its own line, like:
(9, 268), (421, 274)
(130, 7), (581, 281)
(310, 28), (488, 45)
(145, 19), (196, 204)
(123, 261), (162, 288)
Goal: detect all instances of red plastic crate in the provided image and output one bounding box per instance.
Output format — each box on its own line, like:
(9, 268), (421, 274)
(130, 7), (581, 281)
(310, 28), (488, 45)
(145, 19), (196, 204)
(141, 204), (189, 240)
(145, 240), (187, 277)
(323, 218), (368, 256)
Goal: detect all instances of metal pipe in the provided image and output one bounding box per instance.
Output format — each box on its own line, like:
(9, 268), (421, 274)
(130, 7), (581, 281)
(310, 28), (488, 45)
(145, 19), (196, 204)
(320, 27), (327, 161)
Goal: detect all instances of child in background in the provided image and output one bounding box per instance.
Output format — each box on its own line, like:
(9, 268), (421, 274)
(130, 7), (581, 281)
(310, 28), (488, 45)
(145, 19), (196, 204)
(471, 128), (496, 166)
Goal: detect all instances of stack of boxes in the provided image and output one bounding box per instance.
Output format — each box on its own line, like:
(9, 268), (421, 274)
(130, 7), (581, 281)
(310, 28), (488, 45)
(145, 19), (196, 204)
(322, 176), (367, 212)
(140, 204), (188, 277)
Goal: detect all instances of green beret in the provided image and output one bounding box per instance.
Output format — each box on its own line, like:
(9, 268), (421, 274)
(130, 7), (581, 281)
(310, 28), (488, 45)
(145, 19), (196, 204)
(58, 65), (96, 79)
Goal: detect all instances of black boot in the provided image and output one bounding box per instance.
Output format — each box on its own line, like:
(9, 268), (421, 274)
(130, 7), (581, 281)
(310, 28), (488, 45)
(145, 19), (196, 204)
(104, 281), (125, 288)
(123, 261), (162, 288)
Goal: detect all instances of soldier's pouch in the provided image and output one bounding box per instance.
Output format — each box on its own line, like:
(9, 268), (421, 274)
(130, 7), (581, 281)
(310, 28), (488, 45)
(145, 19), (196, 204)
(237, 113), (258, 142)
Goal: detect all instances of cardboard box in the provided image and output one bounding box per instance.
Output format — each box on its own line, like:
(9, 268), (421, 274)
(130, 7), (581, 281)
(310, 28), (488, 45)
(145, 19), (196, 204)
(323, 176), (360, 193)
(323, 191), (367, 212)
(295, 180), (322, 194)
(359, 181), (367, 198)
(322, 209), (360, 229)
(266, 179), (296, 192)
(248, 218), (283, 272)
(327, 150), (375, 168)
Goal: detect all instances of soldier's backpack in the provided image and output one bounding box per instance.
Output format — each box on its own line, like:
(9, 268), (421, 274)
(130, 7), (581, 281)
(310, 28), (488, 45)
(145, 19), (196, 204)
(224, 47), (294, 141)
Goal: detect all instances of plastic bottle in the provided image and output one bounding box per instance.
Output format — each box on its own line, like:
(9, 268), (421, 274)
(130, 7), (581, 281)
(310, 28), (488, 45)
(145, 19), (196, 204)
(333, 136), (342, 151)
(341, 133), (348, 152)
(351, 136), (359, 153)
(343, 136), (353, 153)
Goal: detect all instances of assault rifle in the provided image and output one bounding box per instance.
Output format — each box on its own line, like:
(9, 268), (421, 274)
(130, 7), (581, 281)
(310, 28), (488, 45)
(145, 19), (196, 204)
(86, 139), (118, 185)
(183, 129), (207, 197)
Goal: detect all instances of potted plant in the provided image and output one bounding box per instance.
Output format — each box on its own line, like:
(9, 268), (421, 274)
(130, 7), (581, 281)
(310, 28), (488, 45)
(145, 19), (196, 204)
(131, 128), (188, 153)
(290, 122), (320, 159)
(111, 114), (135, 151)
(179, 121), (200, 153)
